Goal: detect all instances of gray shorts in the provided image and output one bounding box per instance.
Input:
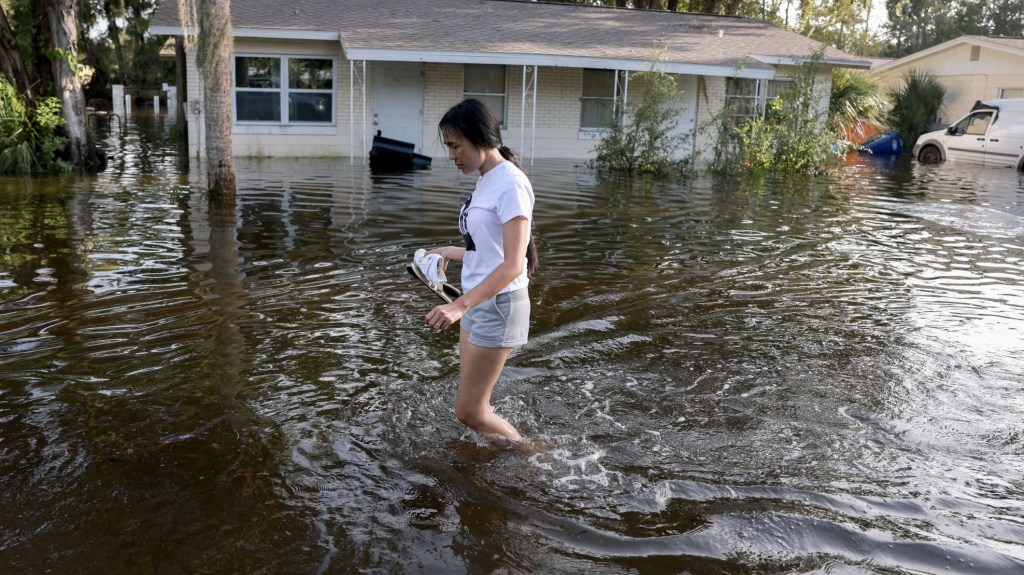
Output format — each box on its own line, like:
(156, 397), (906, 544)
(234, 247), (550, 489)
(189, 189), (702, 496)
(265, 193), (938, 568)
(460, 288), (530, 348)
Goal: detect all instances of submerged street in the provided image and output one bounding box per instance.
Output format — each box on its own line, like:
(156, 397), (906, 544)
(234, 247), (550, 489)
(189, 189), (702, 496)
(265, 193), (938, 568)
(1, 115), (1023, 573)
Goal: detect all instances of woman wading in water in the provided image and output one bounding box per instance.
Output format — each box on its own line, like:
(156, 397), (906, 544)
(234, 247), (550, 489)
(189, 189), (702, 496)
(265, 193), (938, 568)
(425, 98), (538, 444)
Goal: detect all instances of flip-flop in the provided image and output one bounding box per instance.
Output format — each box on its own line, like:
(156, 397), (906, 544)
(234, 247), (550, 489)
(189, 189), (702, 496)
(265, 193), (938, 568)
(407, 264), (461, 303)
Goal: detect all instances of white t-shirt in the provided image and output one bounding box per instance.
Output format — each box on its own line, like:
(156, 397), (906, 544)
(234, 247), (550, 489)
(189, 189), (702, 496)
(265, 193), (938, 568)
(459, 160), (534, 294)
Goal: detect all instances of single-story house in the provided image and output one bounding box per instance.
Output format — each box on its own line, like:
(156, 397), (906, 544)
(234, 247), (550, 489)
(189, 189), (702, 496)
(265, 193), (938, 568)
(150, 0), (870, 163)
(871, 35), (1024, 126)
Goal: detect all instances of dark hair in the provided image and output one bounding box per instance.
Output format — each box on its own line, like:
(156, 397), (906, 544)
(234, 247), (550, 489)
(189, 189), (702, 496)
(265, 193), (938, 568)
(439, 98), (539, 276)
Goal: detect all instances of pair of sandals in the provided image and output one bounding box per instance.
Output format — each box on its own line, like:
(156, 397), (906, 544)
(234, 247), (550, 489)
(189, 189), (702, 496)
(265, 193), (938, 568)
(406, 249), (461, 303)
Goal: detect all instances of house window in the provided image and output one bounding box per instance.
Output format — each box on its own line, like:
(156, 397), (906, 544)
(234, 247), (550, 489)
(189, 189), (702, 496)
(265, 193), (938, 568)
(725, 78), (791, 120)
(970, 45), (981, 61)
(580, 69), (617, 129)
(725, 78), (760, 119)
(234, 55), (334, 124)
(464, 64), (506, 125)
(1000, 87), (1024, 98)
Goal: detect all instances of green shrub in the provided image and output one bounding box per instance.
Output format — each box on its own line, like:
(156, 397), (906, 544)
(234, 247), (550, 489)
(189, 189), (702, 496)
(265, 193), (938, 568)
(889, 70), (945, 150)
(708, 52), (849, 176)
(593, 55), (692, 177)
(0, 76), (71, 175)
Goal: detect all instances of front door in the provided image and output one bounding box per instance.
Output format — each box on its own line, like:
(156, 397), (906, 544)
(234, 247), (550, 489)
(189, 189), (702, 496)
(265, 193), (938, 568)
(372, 62), (424, 151)
(670, 75), (699, 159)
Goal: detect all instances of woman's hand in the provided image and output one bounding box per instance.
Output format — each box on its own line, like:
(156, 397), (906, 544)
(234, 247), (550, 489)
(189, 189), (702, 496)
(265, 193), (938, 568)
(426, 246), (465, 272)
(425, 300), (467, 331)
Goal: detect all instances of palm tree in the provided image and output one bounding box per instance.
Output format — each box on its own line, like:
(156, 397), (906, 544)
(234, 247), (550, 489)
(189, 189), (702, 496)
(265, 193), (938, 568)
(888, 70), (945, 151)
(828, 67), (890, 143)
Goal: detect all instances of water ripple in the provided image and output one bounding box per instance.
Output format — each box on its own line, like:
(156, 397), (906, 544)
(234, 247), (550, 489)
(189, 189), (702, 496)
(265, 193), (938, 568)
(1, 140), (1023, 573)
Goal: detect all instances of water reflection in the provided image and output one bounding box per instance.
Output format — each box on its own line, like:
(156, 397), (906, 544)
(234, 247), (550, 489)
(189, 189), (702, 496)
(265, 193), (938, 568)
(0, 116), (1022, 574)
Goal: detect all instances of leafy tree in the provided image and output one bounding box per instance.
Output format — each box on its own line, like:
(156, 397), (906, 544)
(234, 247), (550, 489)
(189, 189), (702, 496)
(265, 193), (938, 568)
(541, 0), (784, 19)
(0, 0), (103, 172)
(76, 0), (170, 103)
(985, 0), (1024, 36)
(794, 0), (886, 55)
(883, 0), (987, 56)
(0, 6), (32, 97)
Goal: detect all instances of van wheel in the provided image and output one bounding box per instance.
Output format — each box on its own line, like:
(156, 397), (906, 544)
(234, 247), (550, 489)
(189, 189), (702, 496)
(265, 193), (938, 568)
(918, 146), (942, 164)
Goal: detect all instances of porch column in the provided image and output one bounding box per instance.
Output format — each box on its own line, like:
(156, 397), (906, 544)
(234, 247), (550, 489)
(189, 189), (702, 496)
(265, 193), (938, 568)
(349, 60), (367, 162)
(520, 64), (537, 165)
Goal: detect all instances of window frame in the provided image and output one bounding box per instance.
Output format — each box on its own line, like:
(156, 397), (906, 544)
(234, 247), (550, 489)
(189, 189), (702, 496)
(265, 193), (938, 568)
(580, 69), (622, 131)
(233, 54), (336, 126)
(952, 111), (993, 136)
(463, 64), (507, 128)
(725, 77), (793, 121)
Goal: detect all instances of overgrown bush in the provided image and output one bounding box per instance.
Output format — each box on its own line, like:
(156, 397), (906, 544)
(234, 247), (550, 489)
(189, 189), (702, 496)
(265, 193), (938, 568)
(0, 76), (71, 175)
(708, 53), (849, 176)
(888, 70), (945, 150)
(593, 57), (692, 177)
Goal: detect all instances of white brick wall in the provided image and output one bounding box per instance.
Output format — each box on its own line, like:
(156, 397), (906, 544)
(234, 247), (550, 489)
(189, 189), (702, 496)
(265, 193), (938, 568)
(694, 76), (726, 159)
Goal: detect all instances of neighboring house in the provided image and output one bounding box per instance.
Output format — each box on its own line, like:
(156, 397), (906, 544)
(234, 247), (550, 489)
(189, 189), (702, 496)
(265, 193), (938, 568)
(149, 0), (869, 162)
(871, 36), (1024, 126)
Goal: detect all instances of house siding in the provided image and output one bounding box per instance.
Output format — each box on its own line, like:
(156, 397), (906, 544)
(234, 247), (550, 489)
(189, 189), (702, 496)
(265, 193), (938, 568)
(695, 76), (726, 159)
(873, 42), (1024, 124)
(182, 40), (835, 164)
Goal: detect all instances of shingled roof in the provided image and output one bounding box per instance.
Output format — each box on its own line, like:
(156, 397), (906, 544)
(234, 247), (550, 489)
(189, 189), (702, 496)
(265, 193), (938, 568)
(151, 0), (869, 79)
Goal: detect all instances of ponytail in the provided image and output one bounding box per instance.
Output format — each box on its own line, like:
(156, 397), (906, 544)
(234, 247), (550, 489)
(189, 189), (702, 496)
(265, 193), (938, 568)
(498, 145), (521, 170)
(525, 234), (539, 277)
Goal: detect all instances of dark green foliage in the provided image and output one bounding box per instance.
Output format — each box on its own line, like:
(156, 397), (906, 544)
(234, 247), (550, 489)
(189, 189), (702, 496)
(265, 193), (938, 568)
(888, 70), (945, 150)
(0, 76), (72, 175)
(593, 61), (692, 177)
(708, 53), (850, 176)
(828, 68), (891, 141)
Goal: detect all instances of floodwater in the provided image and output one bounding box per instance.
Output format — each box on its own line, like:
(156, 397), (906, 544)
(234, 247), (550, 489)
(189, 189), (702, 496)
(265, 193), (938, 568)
(1, 114), (1023, 574)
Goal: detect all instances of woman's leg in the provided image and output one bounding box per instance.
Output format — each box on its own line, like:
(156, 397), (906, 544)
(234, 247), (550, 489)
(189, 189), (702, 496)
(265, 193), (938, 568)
(455, 329), (522, 442)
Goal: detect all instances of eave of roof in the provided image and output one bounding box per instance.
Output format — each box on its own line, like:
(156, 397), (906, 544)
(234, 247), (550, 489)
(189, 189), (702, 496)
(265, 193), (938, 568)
(871, 35), (1024, 74)
(151, 0), (870, 77)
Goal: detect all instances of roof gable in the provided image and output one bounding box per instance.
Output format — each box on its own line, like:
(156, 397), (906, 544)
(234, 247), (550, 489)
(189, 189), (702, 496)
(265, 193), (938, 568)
(872, 35), (1024, 74)
(151, 0), (869, 77)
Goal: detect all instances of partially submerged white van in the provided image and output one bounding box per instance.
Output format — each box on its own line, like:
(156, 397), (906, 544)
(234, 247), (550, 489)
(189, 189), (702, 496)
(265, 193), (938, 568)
(913, 98), (1024, 170)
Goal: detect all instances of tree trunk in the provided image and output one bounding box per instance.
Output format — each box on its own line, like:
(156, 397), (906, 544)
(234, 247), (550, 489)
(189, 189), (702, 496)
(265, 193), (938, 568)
(199, 0), (235, 195)
(0, 6), (32, 98)
(175, 35), (188, 148)
(45, 0), (88, 168)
